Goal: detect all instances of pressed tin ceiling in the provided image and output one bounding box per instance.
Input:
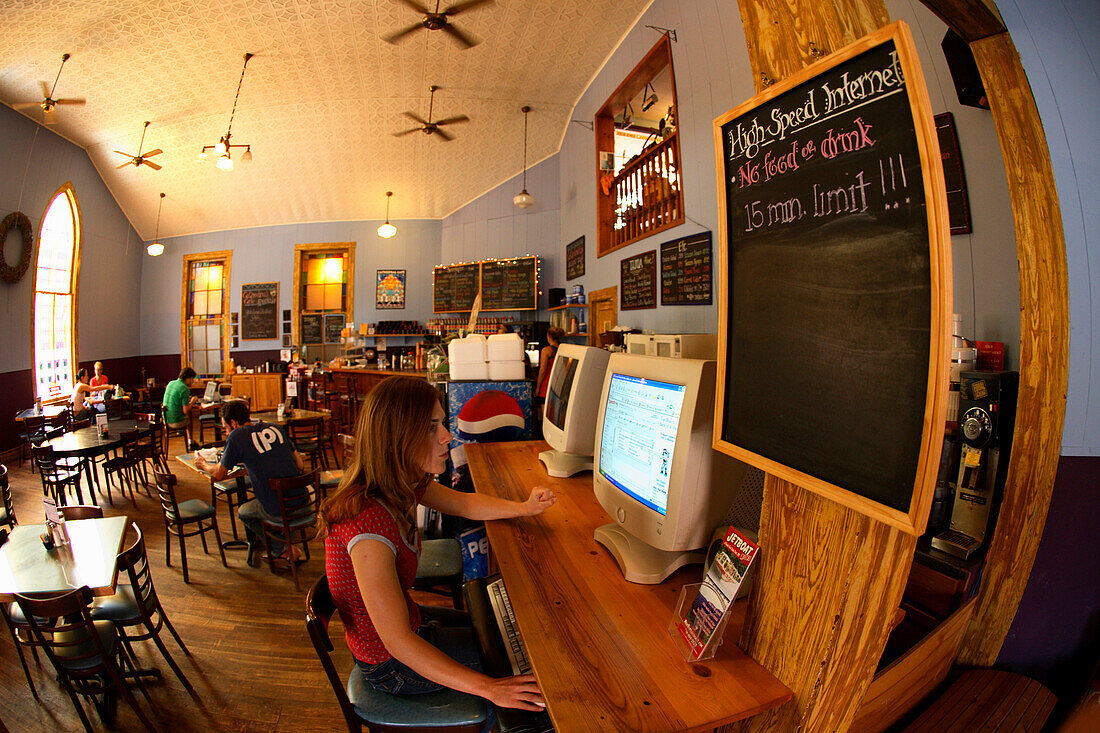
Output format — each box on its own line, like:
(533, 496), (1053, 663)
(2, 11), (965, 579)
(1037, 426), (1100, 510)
(0, 0), (653, 240)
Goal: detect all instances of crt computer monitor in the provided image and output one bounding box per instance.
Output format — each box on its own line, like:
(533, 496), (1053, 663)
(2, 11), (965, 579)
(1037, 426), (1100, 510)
(592, 354), (746, 584)
(538, 343), (610, 477)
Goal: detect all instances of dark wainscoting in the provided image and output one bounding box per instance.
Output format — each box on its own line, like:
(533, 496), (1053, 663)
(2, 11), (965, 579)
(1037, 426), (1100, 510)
(231, 349), (283, 369)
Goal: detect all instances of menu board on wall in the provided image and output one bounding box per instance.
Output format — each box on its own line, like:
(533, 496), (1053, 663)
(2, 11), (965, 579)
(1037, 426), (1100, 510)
(240, 282), (278, 340)
(300, 313), (323, 344)
(620, 250), (657, 310)
(433, 263), (480, 313)
(324, 313), (345, 344)
(660, 232), (712, 305)
(481, 257), (538, 311)
(713, 23), (949, 529)
(566, 236), (585, 280)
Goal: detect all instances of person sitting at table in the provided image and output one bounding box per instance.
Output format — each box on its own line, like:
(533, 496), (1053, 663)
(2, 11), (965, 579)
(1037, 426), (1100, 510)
(163, 366), (201, 450)
(89, 361), (109, 388)
(194, 399), (306, 565)
(71, 367), (113, 422)
(319, 375), (555, 719)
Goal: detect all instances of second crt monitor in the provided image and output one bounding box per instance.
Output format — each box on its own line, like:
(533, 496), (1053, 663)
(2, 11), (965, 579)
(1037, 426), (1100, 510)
(539, 343), (610, 477)
(593, 354), (745, 584)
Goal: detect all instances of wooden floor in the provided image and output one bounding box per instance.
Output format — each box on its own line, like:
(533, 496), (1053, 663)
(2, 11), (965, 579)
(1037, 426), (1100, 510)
(0, 436), (446, 732)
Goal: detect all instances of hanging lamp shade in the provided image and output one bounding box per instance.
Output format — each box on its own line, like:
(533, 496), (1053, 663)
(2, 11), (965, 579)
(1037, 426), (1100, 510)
(377, 191), (397, 238)
(147, 193), (165, 256)
(514, 105), (536, 209)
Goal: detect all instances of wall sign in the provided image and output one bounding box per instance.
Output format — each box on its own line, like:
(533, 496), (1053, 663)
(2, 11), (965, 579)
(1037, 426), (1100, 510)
(713, 22), (951, 532)
(934, 112), (972, 235)
(660, 232), (712, 305)
(324, 313), (346, 344)
(433, 257), (538, 313)
(376, 269), (406, 309)
(240, 282), (278, 340)
(620, 250), (657, 310)
(566, 236), (586, 280)
(300, 313), (323, 344)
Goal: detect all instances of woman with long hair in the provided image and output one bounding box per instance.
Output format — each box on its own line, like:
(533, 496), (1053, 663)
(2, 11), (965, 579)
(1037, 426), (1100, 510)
(320, 375), (555, 714)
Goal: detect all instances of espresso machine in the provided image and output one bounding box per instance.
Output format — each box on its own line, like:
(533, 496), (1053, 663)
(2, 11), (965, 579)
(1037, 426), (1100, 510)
(932, 370), (1018, 559)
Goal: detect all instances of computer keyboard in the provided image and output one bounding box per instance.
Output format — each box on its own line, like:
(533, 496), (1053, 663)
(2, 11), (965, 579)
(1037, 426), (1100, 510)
(487, 577), (531, 675)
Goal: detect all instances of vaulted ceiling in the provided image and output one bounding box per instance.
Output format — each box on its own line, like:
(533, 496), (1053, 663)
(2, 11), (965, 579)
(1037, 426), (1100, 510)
(0, 0), (653, 240)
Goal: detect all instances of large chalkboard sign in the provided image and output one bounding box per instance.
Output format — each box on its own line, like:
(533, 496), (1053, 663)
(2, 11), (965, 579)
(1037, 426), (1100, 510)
(660, 232), (712, 305)
(566, 236), (585, 280)
(300, 313), (323, 345)
(481, 257), (538, 311)
(241, 283), (278, 340)
(713, 23), (950, 532)
(324, 313), (345, 344)
(433, 263), (481, 313)
(620, 250), (657, 310)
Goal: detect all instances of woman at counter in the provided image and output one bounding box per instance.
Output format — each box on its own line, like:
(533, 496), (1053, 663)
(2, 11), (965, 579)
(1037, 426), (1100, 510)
(320, 376), (555, 720)
(535, 326), (564, 415)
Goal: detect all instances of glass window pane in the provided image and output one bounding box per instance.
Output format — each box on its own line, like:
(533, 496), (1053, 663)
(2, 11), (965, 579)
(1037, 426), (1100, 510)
(206, 350), (222, 376)
(306, 283), (323, 311)
(194, 290), (209, 316)
(324, 283), (341, 310)
(324, 257), (343, 283)
(193, 266), (207, 292)
(206, 324), (220, 351)
(307, 257), (324, 284)
(192, 324), (207, 349)
(192, 350), (207, 375)
(208, 265), (222, 291)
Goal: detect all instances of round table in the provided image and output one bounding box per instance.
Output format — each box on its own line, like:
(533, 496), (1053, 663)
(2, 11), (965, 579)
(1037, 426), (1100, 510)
(43, 419), (155, 503)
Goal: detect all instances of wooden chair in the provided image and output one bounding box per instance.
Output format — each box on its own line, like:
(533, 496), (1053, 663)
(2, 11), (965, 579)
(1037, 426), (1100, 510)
(317, 407), (340, 469)
(151, 469), (227, 584)
(14, 586), (157, 732)
(104, 398), (125, 420)
(2, 589), (51, 702)
(60, 504), (104, 521)
(288, 416), (326, 471)
(32, 445), (85, 506)
(305, 574), (486, 733)
(17, 414), (48, 469)
(90, 524), (195, 695)
(101, 429), (142, 505)
(261, 470), (320, 591)
(0, 464), (15, 530)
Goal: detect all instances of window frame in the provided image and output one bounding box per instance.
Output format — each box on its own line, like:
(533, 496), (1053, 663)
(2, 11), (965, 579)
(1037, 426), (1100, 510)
(179, 250), (232, 377)
(293, 242), (356, 362)
(31, 182), (81, 404)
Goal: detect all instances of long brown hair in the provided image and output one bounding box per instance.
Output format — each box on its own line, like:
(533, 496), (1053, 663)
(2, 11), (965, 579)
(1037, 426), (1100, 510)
(318, 376), (441, 540)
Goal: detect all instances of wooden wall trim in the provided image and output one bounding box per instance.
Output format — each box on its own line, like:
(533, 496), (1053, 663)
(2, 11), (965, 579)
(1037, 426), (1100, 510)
(918, 0), (1005, 42)
(956, 31), (1069, 667)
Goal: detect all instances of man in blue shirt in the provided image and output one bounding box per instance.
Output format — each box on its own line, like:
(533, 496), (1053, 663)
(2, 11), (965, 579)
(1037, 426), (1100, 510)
(194, 399), (306, 564)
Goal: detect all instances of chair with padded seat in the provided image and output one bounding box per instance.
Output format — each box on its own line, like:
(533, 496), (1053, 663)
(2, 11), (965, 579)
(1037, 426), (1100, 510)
(17, 414), (48, 469)
(261, 470), (320, 591)
(318, 432), (355, 499)
(0, 464), (15, 530)
(152, 468), (227, 583)
(32, 445), (85, 506)
(305, 574), (486, 733)
(15, 585), (157, 733)
(1, 526), (49, 702)
(288, 416), (326, 471)
(90, 523), (195, 695)
(413, 538), (466, 611)
(101, 429), (142, 506)
(60, 504), (104, 521)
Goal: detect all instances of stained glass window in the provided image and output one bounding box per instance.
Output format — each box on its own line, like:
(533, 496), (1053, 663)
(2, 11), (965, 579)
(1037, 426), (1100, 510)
(33, 185), (80, 400)
(184, 257), (227, 376)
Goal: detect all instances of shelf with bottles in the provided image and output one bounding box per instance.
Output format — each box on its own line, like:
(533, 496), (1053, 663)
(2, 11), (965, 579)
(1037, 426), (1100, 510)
(426, 315), (523, 339)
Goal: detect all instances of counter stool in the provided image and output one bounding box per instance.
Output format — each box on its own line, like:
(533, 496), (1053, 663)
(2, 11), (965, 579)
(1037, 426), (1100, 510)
(306, 574), (486, 733)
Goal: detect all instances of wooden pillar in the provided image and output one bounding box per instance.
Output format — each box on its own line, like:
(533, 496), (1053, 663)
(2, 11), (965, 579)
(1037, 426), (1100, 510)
(726, 2), (914, 732)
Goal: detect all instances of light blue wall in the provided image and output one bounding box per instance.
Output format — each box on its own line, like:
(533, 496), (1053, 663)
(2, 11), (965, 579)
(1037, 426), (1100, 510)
(139, 218), (442, 357)
(0, 104), (142, 374)
(998, 0), (1099, 456)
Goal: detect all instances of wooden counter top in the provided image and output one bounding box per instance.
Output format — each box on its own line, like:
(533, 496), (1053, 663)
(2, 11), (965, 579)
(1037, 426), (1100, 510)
(327, 367), (430, 378)
(465, 440), (792, 732)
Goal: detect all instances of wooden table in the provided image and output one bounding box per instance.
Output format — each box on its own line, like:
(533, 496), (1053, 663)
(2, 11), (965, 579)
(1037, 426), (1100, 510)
(43, 418), (154, 498)
(0, 517), (129, 601)
(251, 407), (326, 426)
(465, 440), (792, 732)
(14, 404), (68, 423)
(175, 453), (250, 549)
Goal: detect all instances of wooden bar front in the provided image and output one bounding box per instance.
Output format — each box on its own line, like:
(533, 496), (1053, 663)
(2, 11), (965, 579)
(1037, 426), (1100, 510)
(465, 440), (791, 733)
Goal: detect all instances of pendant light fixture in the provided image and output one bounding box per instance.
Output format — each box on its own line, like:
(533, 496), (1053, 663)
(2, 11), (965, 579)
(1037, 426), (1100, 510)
(513, 105), (535, 209)
(147, 193), (165, 256)
(198, 53), (255, 171)
(377, 191), (397, 238)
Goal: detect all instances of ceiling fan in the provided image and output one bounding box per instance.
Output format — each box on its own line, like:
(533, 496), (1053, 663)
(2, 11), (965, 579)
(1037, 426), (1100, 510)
(14, 53), (86, 125)
(384, 0), (493, 49)
(393, 85), (469, 142)
(113, 121), (164, 170)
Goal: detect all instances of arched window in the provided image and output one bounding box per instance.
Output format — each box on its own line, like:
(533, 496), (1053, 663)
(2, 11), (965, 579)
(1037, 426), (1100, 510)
(33, 184), (81, 401)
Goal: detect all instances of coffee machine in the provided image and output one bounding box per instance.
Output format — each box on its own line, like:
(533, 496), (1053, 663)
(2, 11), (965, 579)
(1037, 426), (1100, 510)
(932, 370), (1018, 559)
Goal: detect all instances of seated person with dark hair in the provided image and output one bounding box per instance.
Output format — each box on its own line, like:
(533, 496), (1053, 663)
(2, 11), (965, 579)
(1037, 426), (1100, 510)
(193, 399), (306, 565)
(72, 367), (114, 422)
(163, 366), (200, 450)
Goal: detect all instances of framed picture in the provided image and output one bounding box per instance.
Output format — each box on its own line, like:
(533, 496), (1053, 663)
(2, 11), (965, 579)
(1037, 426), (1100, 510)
(282, 309), (291, 321)
(231, 312), (239, 324)
(282, 335), (291, 347)
(376, 269), (406, 309)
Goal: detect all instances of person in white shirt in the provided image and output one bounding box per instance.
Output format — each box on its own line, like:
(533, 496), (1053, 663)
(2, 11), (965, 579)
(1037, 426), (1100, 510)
(71, 367), (112, 422)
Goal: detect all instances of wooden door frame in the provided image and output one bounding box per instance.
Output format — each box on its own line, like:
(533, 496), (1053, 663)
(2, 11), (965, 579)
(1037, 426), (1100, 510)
(586, 286), (617, 347)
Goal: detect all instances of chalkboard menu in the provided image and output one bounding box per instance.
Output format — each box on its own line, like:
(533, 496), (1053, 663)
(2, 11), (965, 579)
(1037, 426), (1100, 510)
(241, 283), (278, 340)
(481, 257), (538, 311)
(433, 263), (480, 313)
(566, 236), (585, 280)
(660, 232), (712, 305)
(301, 313), (323, 344)
(324, 313), (345, 344)
(620, 250), (657, 310)
(713, 24), (949, 531)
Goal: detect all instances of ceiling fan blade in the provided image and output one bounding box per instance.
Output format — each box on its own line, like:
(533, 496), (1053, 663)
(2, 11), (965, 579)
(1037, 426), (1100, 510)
(402, 111), (430, 125)
(40, 81), (51, 99)
(55, 97), (85, 106)
(396, 0), (432, 13)
(441, 22), (478, 48)
(14, 101), (41, 110)
(445, 0), (494, 15)
(43, 108), (57, 125)
(434, 127), (455, 142)
(393, 128), (421, 137)
(143, 149), (163, 158)
(113, 150), (136, 157)
(143, 160), (162, 171)
(433, 114), (470, 127)
(116, 161), (133, 169)
(384, 23), (424, 44)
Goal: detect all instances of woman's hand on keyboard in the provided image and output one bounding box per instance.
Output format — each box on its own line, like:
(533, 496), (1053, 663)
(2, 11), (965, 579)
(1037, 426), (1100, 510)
(484, 673), (546, 711)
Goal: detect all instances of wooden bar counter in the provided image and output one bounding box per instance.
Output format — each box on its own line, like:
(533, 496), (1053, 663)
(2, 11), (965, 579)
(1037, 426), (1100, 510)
(465, 440), (791, 732)
(328, 366), (430, 396)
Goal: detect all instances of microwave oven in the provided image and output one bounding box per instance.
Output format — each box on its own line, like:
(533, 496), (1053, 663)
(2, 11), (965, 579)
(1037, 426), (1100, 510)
(622, 333), (717, 360)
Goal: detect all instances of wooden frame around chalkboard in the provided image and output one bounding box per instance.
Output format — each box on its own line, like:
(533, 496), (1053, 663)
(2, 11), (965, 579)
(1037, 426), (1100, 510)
(711, 22), (951, 534)
(432, 256), (539, 313)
